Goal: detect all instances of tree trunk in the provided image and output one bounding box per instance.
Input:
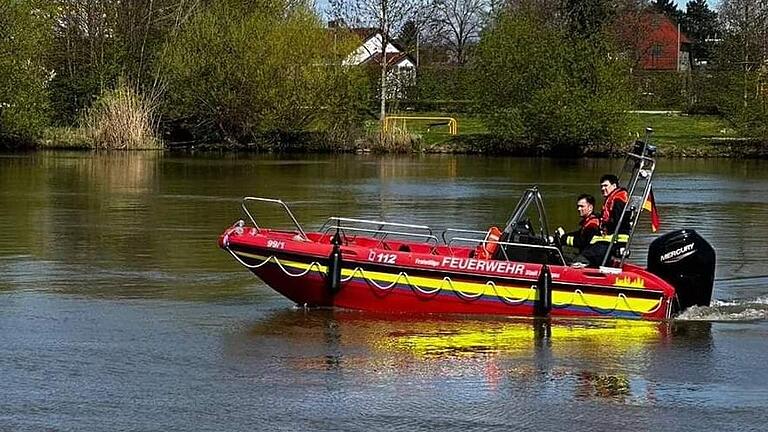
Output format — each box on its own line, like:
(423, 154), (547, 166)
(379, 15), (388, 126)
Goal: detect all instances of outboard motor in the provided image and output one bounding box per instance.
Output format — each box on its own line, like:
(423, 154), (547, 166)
(647, 229), (716, 314)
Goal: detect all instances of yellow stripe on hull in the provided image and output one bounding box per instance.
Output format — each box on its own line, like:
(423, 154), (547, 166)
(234, 251), (664, 314)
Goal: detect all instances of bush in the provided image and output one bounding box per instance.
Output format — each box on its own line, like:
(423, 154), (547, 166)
(369, 127), (420, 153)
(407, 66), (474, 106)
(0, 1), (53, 139)
(160, 0), (368, 145)
(631, 71), (690, 110)
(82, 79), (162, 150)
(715, 71), (768, 143)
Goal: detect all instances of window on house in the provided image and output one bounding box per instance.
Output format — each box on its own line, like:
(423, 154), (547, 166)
(651, 43), (663, 64)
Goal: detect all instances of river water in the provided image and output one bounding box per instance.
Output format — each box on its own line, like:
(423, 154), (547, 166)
(1, 151), (766, 431)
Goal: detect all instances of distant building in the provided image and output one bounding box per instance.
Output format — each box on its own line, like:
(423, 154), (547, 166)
(330, 24), (416, 98)
(637, 13), (692, 71)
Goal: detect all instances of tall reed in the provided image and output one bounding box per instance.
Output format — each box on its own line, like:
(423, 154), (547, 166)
(372, 122), (419, 153)
(83, 80), (163, 150)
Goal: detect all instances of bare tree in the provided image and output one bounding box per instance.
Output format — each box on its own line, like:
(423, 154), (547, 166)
(426, 0), (491, 65)
(328, 0), (426, 123)
(719, 0), (768, 63)
(609, 0), (656, 71)
(717, 0), (768, 105)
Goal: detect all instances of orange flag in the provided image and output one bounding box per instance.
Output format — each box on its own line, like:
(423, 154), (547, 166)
(643, 187), (660, 232)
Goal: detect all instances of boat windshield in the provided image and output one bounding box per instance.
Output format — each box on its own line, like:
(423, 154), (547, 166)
(495, 187), (563, 265)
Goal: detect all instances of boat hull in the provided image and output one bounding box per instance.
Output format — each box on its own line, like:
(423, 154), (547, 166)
(228, 244), (673, 320)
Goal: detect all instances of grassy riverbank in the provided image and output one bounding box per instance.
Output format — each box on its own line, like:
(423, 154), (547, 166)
(386, 112), (755, 157)
(13, 111), (763, 157)
(627, 113), (744, 156)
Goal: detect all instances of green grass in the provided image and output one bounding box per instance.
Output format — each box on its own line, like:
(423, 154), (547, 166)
(386, 111), (739, 151)
(382, 111), (487, 147)
(627, 113), (737, 150)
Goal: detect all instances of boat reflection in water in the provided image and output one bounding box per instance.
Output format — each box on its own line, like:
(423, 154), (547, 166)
(230, 311), (713, 403)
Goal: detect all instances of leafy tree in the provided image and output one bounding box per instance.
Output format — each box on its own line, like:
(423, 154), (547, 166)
(472, 4), (631, 153)
(46, 0), (194, 125)
(714, 0), (768, 142)
(563, 0), (615, 38)
(681, 0), (719, 65)
(0, 0), (53, 139)
(651, 0), (680, 20)
(398, 20), (420, 53)
(161, 0), (368, 143)
(329, 0), (427, 122)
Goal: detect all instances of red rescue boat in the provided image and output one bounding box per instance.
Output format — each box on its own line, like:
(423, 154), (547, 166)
(219, 135), (716, 320)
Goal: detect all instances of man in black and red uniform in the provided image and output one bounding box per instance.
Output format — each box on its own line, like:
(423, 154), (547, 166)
(584, 174), (631, 267)
(557, 194), (601, 266)
(598, 174), (630, 236)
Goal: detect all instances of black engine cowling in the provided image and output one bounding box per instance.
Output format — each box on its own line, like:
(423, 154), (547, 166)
(647, 229), (716, 315)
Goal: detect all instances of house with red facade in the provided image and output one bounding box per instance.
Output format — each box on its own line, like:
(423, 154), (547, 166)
(637, 13), (692, 71)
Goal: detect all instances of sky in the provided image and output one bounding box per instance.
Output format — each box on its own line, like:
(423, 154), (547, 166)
(675, 0), (718, 8)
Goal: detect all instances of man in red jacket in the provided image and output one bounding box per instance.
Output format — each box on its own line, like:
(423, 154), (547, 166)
(599, 174), (630, 236)
(558, 194), (600, 250)
(586, 174), (631, 267)
(557, 194), (602, 267)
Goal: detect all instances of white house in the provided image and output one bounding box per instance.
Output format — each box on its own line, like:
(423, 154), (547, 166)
(341, 28), (416, 99)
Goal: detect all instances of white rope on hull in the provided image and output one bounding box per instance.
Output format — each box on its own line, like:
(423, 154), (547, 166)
(225, 246), (664, 316)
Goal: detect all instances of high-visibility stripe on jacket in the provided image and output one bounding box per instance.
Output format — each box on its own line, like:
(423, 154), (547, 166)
(590, 234), (630, 244)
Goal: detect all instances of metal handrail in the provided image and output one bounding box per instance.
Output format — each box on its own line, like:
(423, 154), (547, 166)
(448, 236), (566, 266)
(241, 197), (308, 240)
(319, 217), (434, 238)
(600, 129), (656, 267)
(619, 166), (655, 267)
(441, 228), (487, 244)
(320, 225), (440, 248)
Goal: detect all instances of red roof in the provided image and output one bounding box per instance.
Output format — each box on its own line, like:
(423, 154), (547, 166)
(362, 52), (415, 67)
(349, 27), (378, 41)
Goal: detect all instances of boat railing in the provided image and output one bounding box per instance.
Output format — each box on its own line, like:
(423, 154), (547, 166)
(319, 217), (437, 245)
(448, 236), (566, 266)
(319, 217), (434, 237)
(441, 228), (487, 244)
(319, 224), (440, 248)
(241, 197), (308, 240)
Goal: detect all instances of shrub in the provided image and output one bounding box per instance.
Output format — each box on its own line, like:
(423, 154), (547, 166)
(82, 79), (162, 150)
(715, 71), (768, 143)
(160, 0), (367, 145)
(372, 126), (420, 153)
(0, 1), (53, 139)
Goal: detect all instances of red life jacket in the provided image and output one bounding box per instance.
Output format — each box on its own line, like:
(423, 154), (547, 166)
(475, 226), (502, 260)
(601, 187), (628, 232)
(582, 213), (600, 231)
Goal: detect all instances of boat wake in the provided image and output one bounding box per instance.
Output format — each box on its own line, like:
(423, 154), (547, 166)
(676, 296), (768, 321)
